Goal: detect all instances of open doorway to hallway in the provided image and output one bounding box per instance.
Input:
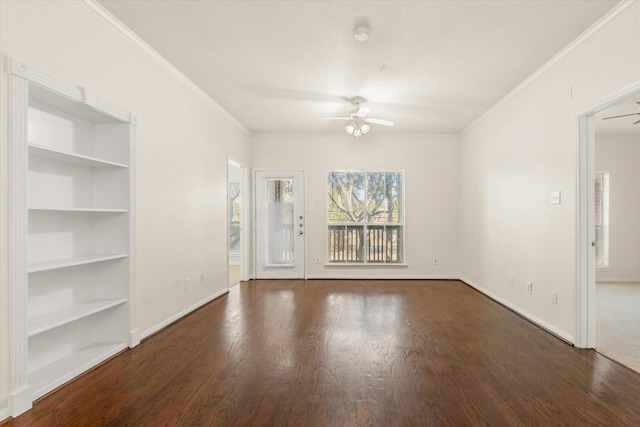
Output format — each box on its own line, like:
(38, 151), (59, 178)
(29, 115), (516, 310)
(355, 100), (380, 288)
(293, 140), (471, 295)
(228, 158), (249, 286)
(593, 96), (640, 373)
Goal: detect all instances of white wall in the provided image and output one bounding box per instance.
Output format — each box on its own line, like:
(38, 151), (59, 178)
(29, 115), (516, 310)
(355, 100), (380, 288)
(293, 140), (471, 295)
(459, 4), (640, 342)
(0, 1), (250, 416)
(595, 133), (640, 282)
(251, 134), (459, 279)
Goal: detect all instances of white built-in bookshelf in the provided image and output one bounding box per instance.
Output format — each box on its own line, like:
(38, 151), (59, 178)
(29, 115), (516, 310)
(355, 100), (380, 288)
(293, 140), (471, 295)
(8, 61), (138, 415)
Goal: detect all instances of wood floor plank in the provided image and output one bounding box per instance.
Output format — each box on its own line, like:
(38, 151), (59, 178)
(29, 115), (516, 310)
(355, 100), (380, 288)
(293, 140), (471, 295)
(3, 279), (640, 426)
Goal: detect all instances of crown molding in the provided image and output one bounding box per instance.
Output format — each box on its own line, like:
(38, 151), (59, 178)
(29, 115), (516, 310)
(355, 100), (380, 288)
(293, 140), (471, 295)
(77, 0), (636, 140)
(576, 79), (640, 116)
(78, 0), (251, 136)
(460, 0), (639, 137)
(250, 132), (459, 140)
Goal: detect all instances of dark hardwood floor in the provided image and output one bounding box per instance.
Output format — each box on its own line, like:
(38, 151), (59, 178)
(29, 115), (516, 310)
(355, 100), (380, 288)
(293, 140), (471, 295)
(4, 279), (640, 426)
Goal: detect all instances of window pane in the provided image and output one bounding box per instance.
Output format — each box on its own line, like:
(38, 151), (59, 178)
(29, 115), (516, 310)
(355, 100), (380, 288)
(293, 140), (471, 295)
(266, 179), (293, 265)
(366, 225), (386, 262)
(366, 225), (403, 263)
(328, 225), (345, 262)
(367, 172), (403, 223)
(328, 225), (364, 262)
(229, 182), (241, 251)
(346, 225), (364, 262)
(595, 172), (609, 267)
(327, 171), (365, 223)
(595, 174), (602, 226)
(385, 225), (403, 262)
(595, 226), (602, 265)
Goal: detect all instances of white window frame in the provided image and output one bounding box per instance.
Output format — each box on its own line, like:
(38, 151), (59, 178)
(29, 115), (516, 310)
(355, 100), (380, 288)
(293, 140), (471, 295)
(326, 170), (405, 265)
(595, 171), (610, 269)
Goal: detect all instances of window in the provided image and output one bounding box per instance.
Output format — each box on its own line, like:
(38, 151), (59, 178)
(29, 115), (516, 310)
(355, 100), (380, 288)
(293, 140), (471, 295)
(229, 182), (241, 252)
(595, 171), (609, 268)
(327, 171), (404, 263)
(266, 178), (294, 264)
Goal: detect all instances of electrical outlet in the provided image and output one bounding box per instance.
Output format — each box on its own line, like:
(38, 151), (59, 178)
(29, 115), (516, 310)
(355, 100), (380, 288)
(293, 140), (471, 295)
(527, 282), (533, 294)
(185, 278), (191, 291)
(433, 257), (439, 265)
(509, 276), (514, 287)
(316, 256), (321, 264)
(552, 291), (558, 304)
(200, 273), (205, 283)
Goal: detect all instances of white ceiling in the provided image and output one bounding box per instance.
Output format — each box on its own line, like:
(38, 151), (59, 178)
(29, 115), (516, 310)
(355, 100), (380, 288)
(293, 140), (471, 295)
(99, 0), (619, 135)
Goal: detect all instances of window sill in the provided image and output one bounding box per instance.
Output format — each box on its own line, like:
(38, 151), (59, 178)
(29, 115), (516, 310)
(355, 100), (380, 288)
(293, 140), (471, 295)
(324, 263), (408, 268)
(596, 266), (612, 272)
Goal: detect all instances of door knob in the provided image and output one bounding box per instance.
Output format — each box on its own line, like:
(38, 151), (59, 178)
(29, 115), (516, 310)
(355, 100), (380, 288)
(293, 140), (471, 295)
(299, 231), (304, 235)
(591, 240), (596, 247)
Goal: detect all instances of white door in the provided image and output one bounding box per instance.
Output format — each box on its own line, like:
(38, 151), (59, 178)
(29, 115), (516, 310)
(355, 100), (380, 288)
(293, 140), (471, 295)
(255, 170), (305, 278)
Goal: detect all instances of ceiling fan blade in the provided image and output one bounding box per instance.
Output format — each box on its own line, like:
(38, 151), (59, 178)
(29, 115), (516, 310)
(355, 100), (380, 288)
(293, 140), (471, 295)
(634, 119), (640, 125)
(602, 112), (640, 120)
(364, 118), (395, 126)
(355, 106), (370, 118)
(320, 117), (352, 121)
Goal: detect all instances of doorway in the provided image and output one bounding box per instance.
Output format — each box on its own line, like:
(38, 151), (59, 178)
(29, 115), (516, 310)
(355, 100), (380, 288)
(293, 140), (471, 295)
(254, 170), (305, 279)
(576, 82), (640, 353)
(228, 158), (249, 286)
(593, 97), (640, 372)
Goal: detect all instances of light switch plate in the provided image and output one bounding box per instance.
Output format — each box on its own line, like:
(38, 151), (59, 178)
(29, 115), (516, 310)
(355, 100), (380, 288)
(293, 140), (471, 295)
(551, 191), (561, 205)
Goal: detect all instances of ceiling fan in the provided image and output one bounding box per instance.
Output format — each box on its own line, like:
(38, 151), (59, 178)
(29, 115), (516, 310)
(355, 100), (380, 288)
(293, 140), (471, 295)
(602, 102), (640, 124)
(321, 97), (395, 137)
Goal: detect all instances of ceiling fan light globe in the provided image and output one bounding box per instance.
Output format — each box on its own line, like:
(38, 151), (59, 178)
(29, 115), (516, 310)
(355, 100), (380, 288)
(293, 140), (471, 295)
(361, 124), (370, 134)
(353, 129), (363, 137)
(345, 124), (355, 135)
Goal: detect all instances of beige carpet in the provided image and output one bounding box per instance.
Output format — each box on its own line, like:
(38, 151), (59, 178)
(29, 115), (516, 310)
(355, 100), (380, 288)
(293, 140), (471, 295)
(229, 264), (240, 286)
(596, 282), (640, 373)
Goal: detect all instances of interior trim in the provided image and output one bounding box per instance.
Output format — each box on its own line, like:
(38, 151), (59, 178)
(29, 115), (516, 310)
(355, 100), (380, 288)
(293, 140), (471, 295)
(79, 0), (250, 136)
(140, 287), (229, 341)
(461, 0), (639, 136)
(461, 277), (575, 344)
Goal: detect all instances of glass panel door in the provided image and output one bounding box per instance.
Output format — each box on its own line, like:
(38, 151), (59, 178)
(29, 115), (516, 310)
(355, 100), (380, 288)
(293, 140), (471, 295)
(266, 179), (294, 265)
(255, 171), (305, 278)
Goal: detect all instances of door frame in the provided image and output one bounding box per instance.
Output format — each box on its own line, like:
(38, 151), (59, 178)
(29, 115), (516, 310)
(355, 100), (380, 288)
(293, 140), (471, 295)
(575, 80), (640, 348)
(253, 169), (306, 279)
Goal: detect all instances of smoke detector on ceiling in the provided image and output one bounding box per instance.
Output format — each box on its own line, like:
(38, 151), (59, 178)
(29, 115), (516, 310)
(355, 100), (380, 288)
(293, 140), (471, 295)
(353, 25), (370, 41)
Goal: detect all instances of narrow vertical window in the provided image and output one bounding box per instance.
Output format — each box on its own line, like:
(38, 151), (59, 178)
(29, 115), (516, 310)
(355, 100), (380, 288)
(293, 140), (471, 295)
(266, 179), (294, 265)
(595, 171), (609, 268)
(229, 182), (241, 253)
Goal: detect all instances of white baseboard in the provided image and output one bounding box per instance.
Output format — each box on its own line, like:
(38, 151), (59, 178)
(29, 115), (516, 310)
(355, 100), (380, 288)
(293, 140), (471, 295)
(596, 278), (640, 283)
(140, 287), (229, 340)
(460, 277), (575, 344)
(9, 385), (32, 417)
(129, 328), (141, 347)
(0, 407), (10, 422)
(305, 274), (460, 280)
